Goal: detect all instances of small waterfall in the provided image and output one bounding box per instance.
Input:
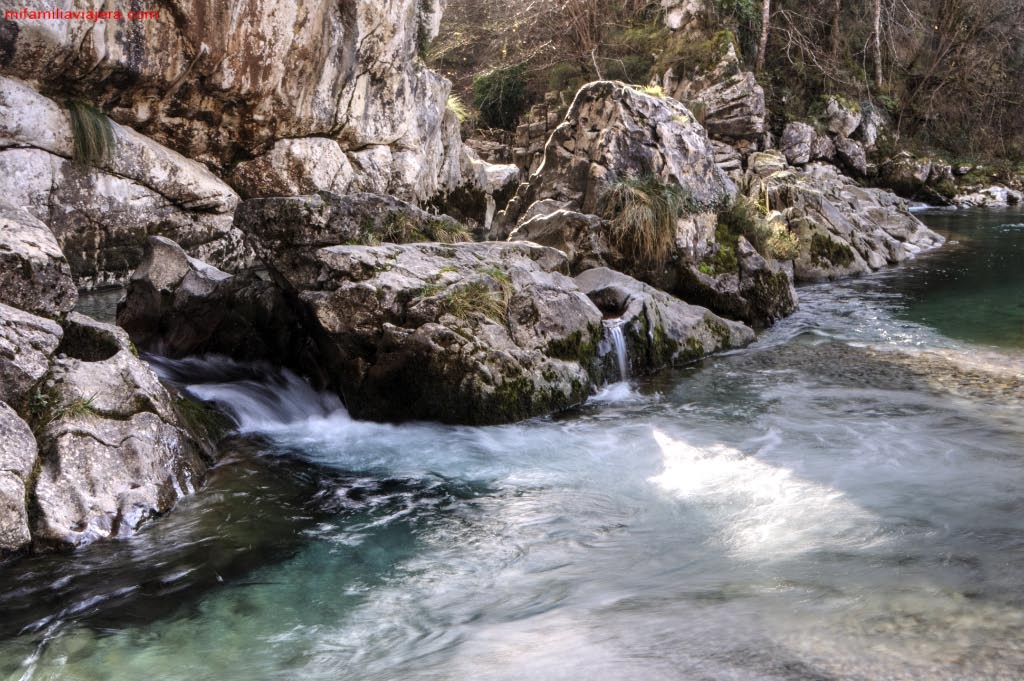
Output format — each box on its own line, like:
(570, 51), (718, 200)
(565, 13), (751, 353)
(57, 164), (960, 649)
(602, 319), (630, 382)
(147, 355), (347, 432)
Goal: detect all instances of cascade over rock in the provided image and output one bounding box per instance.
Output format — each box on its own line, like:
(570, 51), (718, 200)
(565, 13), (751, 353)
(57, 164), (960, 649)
(575, 267), (754, 380)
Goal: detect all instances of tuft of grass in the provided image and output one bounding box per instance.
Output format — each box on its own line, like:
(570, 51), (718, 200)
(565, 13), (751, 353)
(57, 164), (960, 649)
(447, 94), (470, 123)
(27, 389), (98, 434)
(423, 218), (471, 244)
(638, 84), (665, 98)
(444, 269), (513, 326)
(379, 213), (470, 244)
(599, 176), (696, 269)
(66, 100), (115, 167)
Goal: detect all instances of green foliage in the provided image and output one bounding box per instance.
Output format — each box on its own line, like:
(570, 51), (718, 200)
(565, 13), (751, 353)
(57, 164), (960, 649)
(809, 232), (854, 267)
(376, 213), (471, 245)
(473, 66), (527, 130)
(654, 29), (737, 82)
(600, 176), (698, 270)
(27, 389), (98, 434)
(66, 100), (115, 167)
(716, 194), (800, 263)
(548, 61), (586, 92)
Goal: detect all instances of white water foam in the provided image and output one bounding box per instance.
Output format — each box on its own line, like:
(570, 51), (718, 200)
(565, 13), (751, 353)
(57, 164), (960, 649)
(648, 430), (881, 559)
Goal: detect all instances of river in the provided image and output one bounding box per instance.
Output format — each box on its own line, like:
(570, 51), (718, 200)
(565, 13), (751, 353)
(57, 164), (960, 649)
(2, 209), (1023, 680)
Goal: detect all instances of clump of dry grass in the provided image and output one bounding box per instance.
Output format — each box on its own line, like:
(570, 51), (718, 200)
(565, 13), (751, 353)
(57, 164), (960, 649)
(600, 175), (695, 269)
(66, 100), (115, 167)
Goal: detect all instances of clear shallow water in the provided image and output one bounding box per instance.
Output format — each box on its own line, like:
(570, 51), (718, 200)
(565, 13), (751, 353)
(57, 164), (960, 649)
(4, 210), (1024, 680)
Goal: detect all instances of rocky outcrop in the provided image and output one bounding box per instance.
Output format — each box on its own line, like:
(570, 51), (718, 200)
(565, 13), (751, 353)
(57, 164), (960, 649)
(500, 81), (733, 254)
(753, 161), (944, 281)
(1, 1), (461, 203)
(576, 267), (754, 379)
(30, 314), (212, 549)
(435, 146), (520, 238)
(252, 236), (604, 425)
(780, 122), (815, 166)
(0, 76), (249, 288)
(0, 402), (36, 557)
(954, 186), (1023, 208)
(117, 237), (312, 374)
(509, 210), (612, 274)
(688, 72), (767, 148)
(0, 201), (76, 318)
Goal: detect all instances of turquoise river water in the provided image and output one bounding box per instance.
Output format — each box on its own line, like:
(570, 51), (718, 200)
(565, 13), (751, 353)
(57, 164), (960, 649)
(2, 209), (1023, 680)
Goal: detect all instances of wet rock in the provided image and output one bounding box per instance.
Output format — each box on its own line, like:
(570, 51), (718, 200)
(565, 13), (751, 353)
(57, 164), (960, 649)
(675, 236), (799, 330)
(0, 402), (36, 557)
(0, 200), (76, 317)
(954, 186), (1023, 208)
(0, 302), (62, 408)
(250, 238), (603, 425)
(575, 267), (754, 380)
(117, 237), (313, 375)
(31, 314), (211, 550)
(779, 122), (815, 166)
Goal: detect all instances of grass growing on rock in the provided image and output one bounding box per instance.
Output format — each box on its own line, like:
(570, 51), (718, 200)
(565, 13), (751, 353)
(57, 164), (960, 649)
(444, 268), (513, 326)
(600, 176), (696, 270)
(66, 100), (115, 167)
(715, 194), (800, 264)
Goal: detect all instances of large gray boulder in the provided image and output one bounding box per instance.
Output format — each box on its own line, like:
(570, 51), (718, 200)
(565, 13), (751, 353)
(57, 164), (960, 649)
(251, 240), (604, 425)
(762, 164), (944, 281)
(30, 314), (212, 549)
(117, 237), (314, 377)
(575, 268), (754, 379)
(689, 72), (767, 146)
(0, 302), (62, 408)
(0, 402), (36, 557)
(779, 122), (816, 166)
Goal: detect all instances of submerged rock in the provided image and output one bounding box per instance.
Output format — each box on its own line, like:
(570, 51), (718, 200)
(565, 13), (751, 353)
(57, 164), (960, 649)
(575, 267), (754, 379)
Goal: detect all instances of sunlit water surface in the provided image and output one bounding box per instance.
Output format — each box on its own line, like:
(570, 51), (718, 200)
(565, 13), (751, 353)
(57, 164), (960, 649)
(6, 210), (1023, 680)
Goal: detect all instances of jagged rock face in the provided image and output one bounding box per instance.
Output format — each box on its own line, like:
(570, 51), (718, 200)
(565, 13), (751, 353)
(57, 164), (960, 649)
(252, 238), (603, 425)
(0, 402), (36, 557)
(757, 163), (945, 282)
(0, 302), (62, 409)
(0, 200), (76, 317)
(1, 0), (460, 202)
(501, 81), (734, 257)
(509, 210), (612, 275)
(780, 122), (815, 166)
(575, 267), (754, 380)
(689, 72), (766, 146)
(0, 77), (249, 288)
(834, 136), (868, 178)
(825, 97), (862, 138)
(30, 314), (211, 550)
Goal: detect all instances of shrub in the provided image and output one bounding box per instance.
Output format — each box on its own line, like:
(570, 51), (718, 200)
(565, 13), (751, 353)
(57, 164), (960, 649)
(473, 66), (528, 130)
(66, 100), (115, 167)
(600, 176), (696, 269)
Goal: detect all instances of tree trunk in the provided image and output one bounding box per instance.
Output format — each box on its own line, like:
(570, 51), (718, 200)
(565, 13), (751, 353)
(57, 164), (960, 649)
(872, 0), (884, 89)
(755, 0), (771, 73)
(830, 0), (842, 60)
